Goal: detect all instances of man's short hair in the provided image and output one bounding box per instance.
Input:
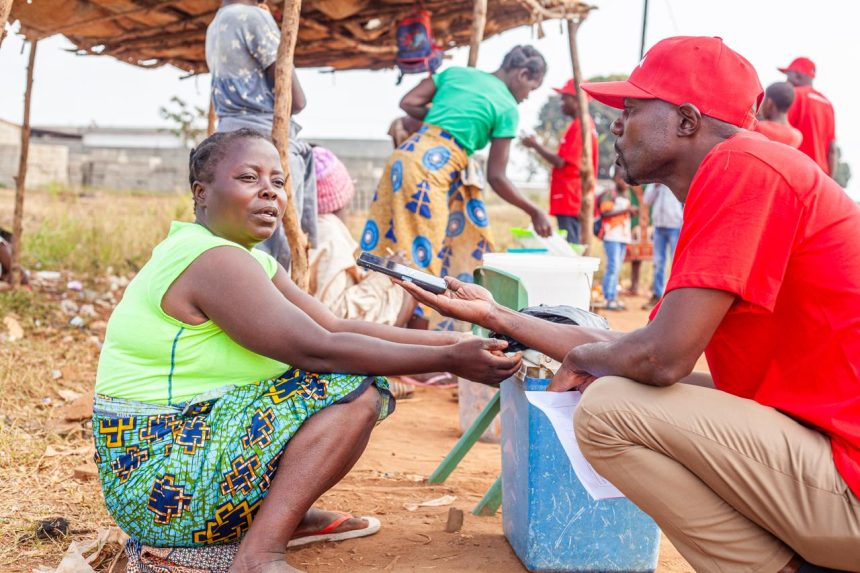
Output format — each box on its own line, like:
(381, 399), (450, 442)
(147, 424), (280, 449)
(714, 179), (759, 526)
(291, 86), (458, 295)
(765, 82), (796, 113)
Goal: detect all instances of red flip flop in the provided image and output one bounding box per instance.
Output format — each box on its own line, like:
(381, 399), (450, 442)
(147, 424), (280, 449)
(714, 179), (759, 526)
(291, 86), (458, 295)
(286, 512), (381, 548)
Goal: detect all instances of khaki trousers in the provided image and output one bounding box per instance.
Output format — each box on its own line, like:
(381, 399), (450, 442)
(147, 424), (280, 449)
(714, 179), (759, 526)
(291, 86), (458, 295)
(574, 377), (860, 572)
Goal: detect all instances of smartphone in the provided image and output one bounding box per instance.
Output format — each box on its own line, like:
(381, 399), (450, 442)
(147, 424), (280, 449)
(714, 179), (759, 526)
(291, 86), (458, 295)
(357, 252), (447, 295)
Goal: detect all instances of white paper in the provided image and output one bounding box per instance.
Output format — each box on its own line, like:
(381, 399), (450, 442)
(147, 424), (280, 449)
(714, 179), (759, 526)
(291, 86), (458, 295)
(525, 390), (625, 500)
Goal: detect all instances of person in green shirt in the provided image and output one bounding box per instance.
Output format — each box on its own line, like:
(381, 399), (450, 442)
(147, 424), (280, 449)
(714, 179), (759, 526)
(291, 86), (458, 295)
(361, 46), (552, 330)
(92, 128), (520, 572)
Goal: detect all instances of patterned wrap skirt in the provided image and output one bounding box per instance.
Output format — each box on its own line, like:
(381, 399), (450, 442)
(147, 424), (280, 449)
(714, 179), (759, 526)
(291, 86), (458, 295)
(92, 369), (393, 548)
(360, 124), (494, 331)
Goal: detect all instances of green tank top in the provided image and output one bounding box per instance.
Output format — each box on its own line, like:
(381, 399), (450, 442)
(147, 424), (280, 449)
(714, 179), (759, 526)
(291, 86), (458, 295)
(95, 221), (289, 405)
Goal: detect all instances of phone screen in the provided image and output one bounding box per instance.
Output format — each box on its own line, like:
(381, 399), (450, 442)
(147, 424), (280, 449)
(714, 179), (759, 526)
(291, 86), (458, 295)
(357, 252), (447, 294)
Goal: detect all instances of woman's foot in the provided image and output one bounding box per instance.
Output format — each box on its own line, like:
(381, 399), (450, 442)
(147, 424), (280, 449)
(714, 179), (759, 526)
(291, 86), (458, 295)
(292, 508), (370, 540)
(605, 299), (627, 311)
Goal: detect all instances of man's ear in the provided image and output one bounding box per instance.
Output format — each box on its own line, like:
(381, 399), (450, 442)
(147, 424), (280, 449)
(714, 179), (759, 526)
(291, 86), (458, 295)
(677, 103), (702, 137)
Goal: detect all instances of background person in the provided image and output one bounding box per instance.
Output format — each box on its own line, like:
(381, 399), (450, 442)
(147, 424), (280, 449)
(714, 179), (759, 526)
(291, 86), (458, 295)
(206, 0), (316, 270)
(520, 79), (599, 245)
(780, 57), (838, 176)
(597, 168), (636, 310)
(308, 146), (415, 327)
(754, 81), (803, 148)
(361, 45), (552, 329)
(641, 183), (682, 309)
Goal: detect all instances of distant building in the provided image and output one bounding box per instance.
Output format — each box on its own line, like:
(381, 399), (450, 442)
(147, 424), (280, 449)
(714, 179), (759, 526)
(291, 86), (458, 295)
(0, 120), (392, 209)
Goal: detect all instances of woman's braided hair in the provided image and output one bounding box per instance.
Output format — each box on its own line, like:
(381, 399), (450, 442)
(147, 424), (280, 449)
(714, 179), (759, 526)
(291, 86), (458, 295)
(188, 128), (269, 190)
(500, 45), (547, 80)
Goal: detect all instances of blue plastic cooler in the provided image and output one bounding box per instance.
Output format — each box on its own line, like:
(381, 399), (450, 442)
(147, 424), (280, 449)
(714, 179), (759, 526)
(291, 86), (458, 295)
(500, 366), (660, 572)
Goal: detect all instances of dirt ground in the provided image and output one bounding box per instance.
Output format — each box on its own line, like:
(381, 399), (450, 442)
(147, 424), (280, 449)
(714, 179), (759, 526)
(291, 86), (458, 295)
(1, 285), (694, 572)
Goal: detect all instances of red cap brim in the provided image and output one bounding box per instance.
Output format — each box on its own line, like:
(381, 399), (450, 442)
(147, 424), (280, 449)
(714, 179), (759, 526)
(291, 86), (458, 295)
(580, 80), (654, 109)
(777, 67), (789, 74)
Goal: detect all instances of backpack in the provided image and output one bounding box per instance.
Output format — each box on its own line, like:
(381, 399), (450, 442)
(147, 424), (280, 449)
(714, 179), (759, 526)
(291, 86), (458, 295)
(395, 11), (443, 84)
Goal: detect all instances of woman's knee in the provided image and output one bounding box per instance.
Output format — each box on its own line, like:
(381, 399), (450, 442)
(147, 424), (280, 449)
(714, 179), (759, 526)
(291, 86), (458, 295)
(347, 383), (382, 425)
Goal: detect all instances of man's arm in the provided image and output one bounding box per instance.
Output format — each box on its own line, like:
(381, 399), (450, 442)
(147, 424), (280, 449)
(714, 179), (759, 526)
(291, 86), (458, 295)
(264, 67), (306, 115)
(829, 140), (839, 179)
(550, 287), (734, 390)
(521, 136), (565, 168)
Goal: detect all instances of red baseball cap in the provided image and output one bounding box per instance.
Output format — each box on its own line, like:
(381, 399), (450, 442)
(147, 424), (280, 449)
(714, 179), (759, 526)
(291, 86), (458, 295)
(581, 36), (763, 129)
(553, 79), (578, 96)
(778, 57), (816, 79)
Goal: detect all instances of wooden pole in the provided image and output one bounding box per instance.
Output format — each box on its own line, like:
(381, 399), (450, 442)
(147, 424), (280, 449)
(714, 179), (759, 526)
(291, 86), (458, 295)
(272, 0), (309, 291)
(0, 0), (13, 49)
(467, 0), (487, 68)
(12, 38), (36, 287)
(567, 17), (595, 253)
(207, 96), (216, 136)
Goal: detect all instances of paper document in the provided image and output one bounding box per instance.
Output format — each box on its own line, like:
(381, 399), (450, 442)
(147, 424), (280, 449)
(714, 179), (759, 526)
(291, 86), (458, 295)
(525, 390), (625, 500)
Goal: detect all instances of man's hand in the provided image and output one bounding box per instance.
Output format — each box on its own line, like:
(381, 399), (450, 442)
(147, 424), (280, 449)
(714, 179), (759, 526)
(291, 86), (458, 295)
(548, 349), (598, 392)
(520, 134), (538, 149)
(394, 276), (496, 327)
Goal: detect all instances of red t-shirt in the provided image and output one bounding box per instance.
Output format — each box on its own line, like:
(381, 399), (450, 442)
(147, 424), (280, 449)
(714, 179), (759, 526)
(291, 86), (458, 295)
(787, 85), (836, 174)
(753, 120), (802, 149)
(651, 131), (860, 496)
(549, 116), (599, 217)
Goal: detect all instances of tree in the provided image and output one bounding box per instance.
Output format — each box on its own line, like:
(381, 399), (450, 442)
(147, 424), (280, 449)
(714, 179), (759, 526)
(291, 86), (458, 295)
(159, 96), (207, 148)
(526, 74), (628, 180)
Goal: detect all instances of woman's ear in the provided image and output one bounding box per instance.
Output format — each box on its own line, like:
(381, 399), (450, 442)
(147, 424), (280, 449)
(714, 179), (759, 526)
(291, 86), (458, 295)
(677, 103), (702, 137)
(191, 180), (207, 210)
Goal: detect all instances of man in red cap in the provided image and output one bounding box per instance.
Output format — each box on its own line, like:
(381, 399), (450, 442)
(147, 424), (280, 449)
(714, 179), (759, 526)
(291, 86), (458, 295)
(780, 57), (838, 176)
(396, 36), (860, 573)
(521, 80), (598, 244)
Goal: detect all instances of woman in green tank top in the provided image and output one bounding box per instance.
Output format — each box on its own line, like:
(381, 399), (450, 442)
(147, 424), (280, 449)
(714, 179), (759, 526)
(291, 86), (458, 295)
(93, 129), (521, 572)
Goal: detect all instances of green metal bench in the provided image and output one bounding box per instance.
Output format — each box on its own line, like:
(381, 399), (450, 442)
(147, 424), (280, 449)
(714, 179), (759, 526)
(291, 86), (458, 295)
(427, 267), (528, 516)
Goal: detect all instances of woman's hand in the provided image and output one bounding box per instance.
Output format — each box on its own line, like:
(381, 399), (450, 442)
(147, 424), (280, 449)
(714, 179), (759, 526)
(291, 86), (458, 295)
(449, 337), (522, 385)
(530, 209), (553, 238)
(548, 349), (598, 392)
(394, 276), (496, 327)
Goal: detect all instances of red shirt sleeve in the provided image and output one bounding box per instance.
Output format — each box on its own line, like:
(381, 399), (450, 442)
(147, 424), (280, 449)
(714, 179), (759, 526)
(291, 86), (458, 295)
(666, 144), (805, 312)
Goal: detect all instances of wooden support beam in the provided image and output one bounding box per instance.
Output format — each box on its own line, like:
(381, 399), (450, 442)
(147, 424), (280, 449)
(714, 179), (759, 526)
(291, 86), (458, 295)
(0, 0), (13, 49)
(207, 97), (216, 136)
(12, 39), (36, 288)
(467, 0), (487, 68)
(567, 17), (596, 253)
(272, 0), (309, 291)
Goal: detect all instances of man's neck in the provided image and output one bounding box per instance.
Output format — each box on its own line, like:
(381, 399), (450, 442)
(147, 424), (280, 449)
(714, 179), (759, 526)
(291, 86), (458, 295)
(660, 133), (737, 203)
(764, 112), (790, 126)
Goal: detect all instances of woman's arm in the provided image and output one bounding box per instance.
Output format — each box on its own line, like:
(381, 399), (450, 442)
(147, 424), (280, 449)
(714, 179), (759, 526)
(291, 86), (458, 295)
(400, 77), (437, 120)
(272, 265), (462, 346)
(487, 138), (552, 237)
(180, 248), (520, 381)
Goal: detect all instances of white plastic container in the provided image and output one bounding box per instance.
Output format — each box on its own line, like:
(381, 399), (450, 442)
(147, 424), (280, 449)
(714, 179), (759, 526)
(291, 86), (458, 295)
(481, 253), (600, 311)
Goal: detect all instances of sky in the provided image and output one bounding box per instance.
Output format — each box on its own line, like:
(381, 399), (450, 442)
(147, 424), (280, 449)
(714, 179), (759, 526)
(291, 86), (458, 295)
(2, 0), (858, 198)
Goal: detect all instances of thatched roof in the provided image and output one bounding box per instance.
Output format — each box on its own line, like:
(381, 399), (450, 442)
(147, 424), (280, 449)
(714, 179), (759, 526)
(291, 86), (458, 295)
(9, 0), (592, 72)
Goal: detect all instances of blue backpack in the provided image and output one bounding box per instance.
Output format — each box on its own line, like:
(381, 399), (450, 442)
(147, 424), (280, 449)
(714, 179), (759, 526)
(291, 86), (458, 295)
(395, 11), (443, 84)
